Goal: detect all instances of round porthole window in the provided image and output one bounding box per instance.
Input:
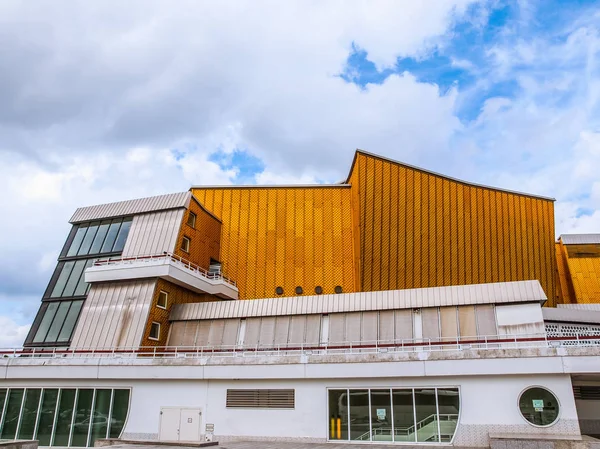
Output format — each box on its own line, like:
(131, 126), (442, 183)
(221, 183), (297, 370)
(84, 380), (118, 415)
(314, 286), (323, 294)
(518, 387), (560, 427)
(334, 285), (343, 294)
(295, 286), (303, 295)
(275, 286), (284, 295)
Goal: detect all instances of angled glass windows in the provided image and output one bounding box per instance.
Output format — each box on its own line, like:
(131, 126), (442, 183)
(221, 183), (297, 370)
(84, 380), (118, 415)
(63, 217), (132, 258)
(28, 300), (84, 345)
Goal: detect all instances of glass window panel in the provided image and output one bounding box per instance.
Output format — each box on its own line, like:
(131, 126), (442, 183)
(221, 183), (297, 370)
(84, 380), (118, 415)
(327, 390), (348, 441)
(58, 300), (84, 342)
(33, 303), (59, 343)
(349, 389), (370, 441)
(62, 260), (87, 297)
(101, 221), (122, 253)
(414, 389), (438, 443)
(370, 389), (392, 442)
(71, 389), (94, 447)
(77, 223), (99, 256)
(66, 226), (88, 257)
(53, 389), (77, 447)
(519, 387), (559, 427)
(89, 221), (111, 255)
(90, 390), (111, 445)
(392, 389), (415, 442)
(36, 389), (58, 446)
(436, 388), (460, 442)
(111, 218), (132, 252)
(44, 302), (71, 343)
(17, 388), (41, 440)
(0, 389), (24, 440)
(50, 262), (75, 298)
(74, 259), (95, 297)
(109, 390), (130, 439)
(0, 389), (7, 417)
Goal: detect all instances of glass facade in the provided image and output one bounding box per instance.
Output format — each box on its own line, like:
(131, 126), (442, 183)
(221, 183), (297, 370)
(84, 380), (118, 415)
(519, 387), (560, 427)
(0, 388), (130, 447)
(30, 300), (84, 344)
(64, 218), (132, 258)
(327, 387), (460, 443)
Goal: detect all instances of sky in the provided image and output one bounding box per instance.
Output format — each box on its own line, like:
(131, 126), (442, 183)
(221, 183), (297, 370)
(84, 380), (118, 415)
(1, 0), (600, 346)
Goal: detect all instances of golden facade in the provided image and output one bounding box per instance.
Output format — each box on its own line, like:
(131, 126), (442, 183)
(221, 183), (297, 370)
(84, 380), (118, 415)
(555, 237), (600, 304)
(191, 150), (557, 302)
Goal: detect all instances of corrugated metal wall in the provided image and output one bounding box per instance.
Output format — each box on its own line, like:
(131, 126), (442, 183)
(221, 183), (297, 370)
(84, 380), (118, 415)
(348, 152), (556, 303)
(69, 192), (190, 223)
(191, 187), (358, 299)
(122, 209), (185, 257)
(555, 241), (600, 304)
(70, 279), (157, 349)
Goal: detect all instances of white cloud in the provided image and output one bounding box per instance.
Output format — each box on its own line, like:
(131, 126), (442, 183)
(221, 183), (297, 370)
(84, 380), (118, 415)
(0, 317), (30, 348)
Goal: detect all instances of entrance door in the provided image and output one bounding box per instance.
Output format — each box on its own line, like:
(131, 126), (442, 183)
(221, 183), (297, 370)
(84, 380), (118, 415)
(159, 408), (202, 442)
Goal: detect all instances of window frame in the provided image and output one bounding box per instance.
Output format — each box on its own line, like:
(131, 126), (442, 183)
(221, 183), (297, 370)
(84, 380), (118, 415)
(181, 236), (191, 253)
(187, 211), (197, 229)
(157, 291), (168, 310)
(149, 322), (161, 341)
(517, 386), (561, 428)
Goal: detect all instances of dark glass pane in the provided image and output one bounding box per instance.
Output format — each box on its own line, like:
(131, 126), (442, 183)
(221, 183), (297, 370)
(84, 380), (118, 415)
(328, 390), (348, 441)
(90, 390), (111, 445)
(437, 388), (459, 442)
(17, 389), (41, 439)
(0, 389), (6, 417)
(74, 259), (95, 297)
(109, 390), (130, 439)
(101, 221), (122, 253)
(392, 389), (415, 442)
(62, 260), (87, 297)
(414, 389), (438, 442)
(71, 389), (94, 447)
(349, 389), (370, 441)
(50, 262), (75, 298)
(370, 389), (392, 442)
(0, 389), (24, 439)
(36, 389), (58, 446)
(58, 301), (84, 342)
(33, 302), (59, 343)
(66, 226), (88, 257)
(111, 218), (132, 252)
(77, 223), (99, 256)
(53, 389), (76, 447)
(44, 302), (71, 343)
(89, 221), (111, 255)
(519, 387), (559, 426)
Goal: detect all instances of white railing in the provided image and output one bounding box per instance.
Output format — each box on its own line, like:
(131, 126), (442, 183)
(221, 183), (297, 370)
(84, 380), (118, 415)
(356, 414), (459, 441)
(3, 332), (600, 360)
(92, 252), (237, 287)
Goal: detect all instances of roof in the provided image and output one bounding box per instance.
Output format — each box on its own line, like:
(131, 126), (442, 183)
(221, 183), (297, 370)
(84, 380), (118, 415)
(170, 280), (547, 321)
(69, 192), (191, 223)
(346, 150), (556, 202)
(559, 234), (600, 245)
(543, 307), (600, 325)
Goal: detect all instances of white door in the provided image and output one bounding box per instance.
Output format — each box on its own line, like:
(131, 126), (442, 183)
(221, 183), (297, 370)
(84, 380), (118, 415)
(159, 408), (180, 441)
(179, 409), (201, 442)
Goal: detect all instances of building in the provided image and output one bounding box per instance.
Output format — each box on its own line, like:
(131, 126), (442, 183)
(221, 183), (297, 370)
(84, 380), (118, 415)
(556, 234), (600, 305)
(1, 150), (599, 448)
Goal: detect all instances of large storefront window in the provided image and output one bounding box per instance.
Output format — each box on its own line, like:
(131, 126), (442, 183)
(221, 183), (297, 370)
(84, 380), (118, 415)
(328, 387), (460, 444)
(0, 388), (130, 447)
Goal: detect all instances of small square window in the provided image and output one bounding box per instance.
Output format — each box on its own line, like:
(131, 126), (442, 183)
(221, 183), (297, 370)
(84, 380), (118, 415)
(157, 291), (168, 309)
(181, 236), (191, 253)
(187, 211), (197, 228)
(149, 322), (160, 341)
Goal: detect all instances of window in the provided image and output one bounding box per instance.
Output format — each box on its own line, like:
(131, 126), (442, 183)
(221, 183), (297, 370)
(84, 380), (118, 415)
(226, 389), (294, 409)
(181, 236), (191, 252)
(0, 388), (130, 447)
(27, 300), (84, 345)
(187, 211), (197, 228)
(64, 217), (133, 257)
(518, 387), (560, 427)
(157, 291), (168, 309)
(149, 322), (161, 340)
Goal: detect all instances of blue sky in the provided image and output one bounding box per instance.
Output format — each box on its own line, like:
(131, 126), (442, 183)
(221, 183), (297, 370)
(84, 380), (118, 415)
(1, 0), (600, 345)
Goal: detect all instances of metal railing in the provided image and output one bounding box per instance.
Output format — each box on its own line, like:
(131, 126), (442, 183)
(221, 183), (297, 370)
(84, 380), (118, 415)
(356, 414), (458, 441)
(4, 332), (600, 360)
(92, 252), (237, 287)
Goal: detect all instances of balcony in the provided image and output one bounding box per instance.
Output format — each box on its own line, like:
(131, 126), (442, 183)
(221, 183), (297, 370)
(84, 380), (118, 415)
(85, 252), (238, 300)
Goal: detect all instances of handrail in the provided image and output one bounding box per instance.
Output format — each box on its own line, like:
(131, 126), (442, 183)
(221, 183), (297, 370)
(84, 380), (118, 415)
(3, 333), (600, 360)
(92, 252), (237, 287)
(355, 414), (459, 440)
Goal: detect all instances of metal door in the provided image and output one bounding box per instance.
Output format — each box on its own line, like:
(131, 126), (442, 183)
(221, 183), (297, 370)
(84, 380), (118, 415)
(159, 408), (180, 441)
(179, 408), (201, 442)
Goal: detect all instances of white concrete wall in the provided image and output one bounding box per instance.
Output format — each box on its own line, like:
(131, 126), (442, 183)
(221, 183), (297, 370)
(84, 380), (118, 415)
(0, 374), (580, 446)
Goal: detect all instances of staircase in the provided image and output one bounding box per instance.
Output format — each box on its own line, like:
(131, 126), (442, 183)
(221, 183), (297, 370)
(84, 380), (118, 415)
(355, 414), (458, 442)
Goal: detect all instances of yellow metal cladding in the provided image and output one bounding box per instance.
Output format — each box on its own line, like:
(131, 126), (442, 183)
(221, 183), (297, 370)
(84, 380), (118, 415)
(555, 241), (600, 304)
(191, 186), (358, 300)
(347, 152), (556, 303)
